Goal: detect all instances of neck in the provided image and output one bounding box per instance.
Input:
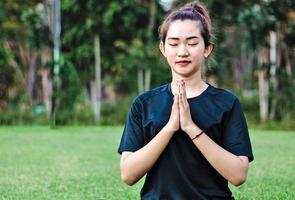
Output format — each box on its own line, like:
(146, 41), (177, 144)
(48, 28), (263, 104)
(171, 72), (208, 98)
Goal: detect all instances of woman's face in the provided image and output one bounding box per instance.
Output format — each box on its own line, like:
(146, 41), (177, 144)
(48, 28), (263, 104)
(160, 19), (212, 78)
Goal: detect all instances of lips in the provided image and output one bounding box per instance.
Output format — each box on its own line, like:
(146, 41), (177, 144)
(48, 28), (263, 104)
(175, 60), (191, 66)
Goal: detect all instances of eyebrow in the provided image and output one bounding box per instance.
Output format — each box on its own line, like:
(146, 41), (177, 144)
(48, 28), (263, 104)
(167, 36), (199, 40)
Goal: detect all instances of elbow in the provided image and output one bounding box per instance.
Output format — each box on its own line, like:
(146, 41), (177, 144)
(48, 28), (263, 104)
(120, 156), (138, 186)
(230, 157), (249, 186)
(230, 174), (247, 186)
(121, 171), (137, 186)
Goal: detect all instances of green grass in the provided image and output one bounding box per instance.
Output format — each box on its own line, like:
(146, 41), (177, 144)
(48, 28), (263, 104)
(0, 127), (294, 199)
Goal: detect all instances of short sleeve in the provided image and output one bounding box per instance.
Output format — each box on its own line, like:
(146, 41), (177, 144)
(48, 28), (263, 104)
(118, 97), (145, 154)
(222, 98), (254, 162)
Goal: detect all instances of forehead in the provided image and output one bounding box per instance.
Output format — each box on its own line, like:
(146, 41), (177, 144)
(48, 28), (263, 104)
(166, 19), (202, 39)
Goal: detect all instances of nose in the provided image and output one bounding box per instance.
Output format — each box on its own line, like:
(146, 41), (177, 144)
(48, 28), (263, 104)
(177, 44), (189, 57)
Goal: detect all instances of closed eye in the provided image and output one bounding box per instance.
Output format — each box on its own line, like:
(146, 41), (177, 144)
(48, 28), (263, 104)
(169, 43), (178, 46)
(188, 43), (198, 46)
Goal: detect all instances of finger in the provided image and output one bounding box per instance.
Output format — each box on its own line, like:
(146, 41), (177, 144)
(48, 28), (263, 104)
(179, 88), (185, 112)
(181, 80), (189, 109)
(183, 81), (187, 100)
(180, 81), (185, 104)
(175, 93), (179, 111)
(180, 81), (189, 113)
(177, 80), (180, 95)
(173, 93), (178, 106)
(174, 81), (179, 107)
(173, 91), (179, 109)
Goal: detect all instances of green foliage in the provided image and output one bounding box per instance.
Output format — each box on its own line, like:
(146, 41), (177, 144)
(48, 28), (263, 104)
(1, 1), (295, 126)
(21, 6), (51, 49)
(0, 41), (11, 71)
(58, 56), (82, 109)
(275, 72), (295, 122)
(100, 95), (134, 125)
(239, 93), (260, 123)
(0, 105), (48, 125)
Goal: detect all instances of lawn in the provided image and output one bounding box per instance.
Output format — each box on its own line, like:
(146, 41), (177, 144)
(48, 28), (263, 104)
(0, 127), (294, 199)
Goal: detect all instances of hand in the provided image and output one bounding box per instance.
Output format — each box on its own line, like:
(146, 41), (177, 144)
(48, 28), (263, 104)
(165, 81), (180, 132)
(179, 80), (196, 133)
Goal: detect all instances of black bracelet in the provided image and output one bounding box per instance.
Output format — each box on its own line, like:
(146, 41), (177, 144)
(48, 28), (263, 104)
(191, 130), (204, 141)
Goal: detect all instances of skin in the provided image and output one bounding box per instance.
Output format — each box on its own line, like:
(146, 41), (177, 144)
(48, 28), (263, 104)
(120, 19), (249, 187)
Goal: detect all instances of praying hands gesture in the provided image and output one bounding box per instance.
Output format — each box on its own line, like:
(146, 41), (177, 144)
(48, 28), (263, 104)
(167, 80), (202, 137)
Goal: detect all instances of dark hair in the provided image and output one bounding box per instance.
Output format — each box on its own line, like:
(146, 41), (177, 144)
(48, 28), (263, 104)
(159, 2), (212, 47)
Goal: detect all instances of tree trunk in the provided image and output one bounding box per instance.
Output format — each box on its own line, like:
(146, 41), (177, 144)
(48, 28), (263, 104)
(137, 69), (144, 94)
(258, 69), (269, 122)
(90, 81), (98, 121)
(257, 47), (270, 122)
(41, 69), (52, 117)
(4, 40), (38, 105)
(143, 0), (156, 92)
(280, 41), (292, 78)
(27, 51), (37, 105)
(51, 0), (61, 127)
(269, 31), (278, 120)
(232, 57), (241, 91)
(0, 73), (9, 111)
(41, 47), (52, 117)
(91, 34), (101, 123)
(144, 68), (151, 91)
(3, 41), (26, 88)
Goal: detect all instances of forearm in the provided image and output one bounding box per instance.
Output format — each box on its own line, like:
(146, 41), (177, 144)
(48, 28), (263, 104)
(186, 125), (249, 186)
(120, 125), (175, 185)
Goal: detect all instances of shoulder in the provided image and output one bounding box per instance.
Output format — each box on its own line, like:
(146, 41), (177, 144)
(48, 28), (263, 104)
(133, 84), (169, 105)
(207, 84), (240, 111)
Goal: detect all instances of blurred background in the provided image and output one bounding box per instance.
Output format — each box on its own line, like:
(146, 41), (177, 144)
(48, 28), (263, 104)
(0, 0), (295, 128)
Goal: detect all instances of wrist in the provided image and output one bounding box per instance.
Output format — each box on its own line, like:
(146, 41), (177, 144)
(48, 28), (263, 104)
(184, 124), (201, 138)
(163, 124), (178, 134)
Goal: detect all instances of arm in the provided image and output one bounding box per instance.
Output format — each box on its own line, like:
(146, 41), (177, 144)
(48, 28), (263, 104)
(120, 93), (180, 186)
(120, 125), (175, 185)
(186, 125), (249, 186)
(179, 81), (249, 186)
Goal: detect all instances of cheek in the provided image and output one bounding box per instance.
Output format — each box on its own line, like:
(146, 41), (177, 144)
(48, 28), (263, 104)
(164, 49), (175, 59)
(190, 47), (205, 58)
(162, 45), (172, 57)
(165, 56), (175, 67)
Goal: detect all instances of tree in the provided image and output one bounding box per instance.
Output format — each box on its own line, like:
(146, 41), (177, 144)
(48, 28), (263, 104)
(61, 0), (167, 122)
(0, 0), (51, 111)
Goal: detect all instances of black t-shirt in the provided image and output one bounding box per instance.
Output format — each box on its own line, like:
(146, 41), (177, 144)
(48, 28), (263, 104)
(118, 83), (254, 200)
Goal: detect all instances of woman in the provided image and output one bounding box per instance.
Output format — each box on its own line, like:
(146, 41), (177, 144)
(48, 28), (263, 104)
(118, 2), (253, 199)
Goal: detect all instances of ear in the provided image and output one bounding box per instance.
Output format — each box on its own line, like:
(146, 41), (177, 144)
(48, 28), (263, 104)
(204, 43), (214, 58)
(159, 41), (166, 57)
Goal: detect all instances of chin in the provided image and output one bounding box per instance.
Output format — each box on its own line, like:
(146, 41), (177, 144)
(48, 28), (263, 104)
(175, 71), (195, 78)
(173, 68), (199, 78)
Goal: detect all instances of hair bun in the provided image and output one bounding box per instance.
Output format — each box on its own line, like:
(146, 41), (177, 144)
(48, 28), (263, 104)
(184, 2), (211, 31)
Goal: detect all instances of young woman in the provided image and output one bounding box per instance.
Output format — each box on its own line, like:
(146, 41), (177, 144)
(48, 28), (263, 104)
(118, 2), (253, 199)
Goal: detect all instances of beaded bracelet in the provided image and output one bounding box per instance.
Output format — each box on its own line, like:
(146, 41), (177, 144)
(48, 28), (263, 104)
(191, 130), (204, 141)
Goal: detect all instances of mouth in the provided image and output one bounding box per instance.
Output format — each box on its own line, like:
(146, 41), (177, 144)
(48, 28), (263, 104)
(175, 60), (191, 67)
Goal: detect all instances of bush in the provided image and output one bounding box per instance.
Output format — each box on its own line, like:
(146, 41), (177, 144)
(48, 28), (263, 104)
(100, 95), (134, 125)
(238, 92), (260, 126)
(0, 105), (48, 125)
